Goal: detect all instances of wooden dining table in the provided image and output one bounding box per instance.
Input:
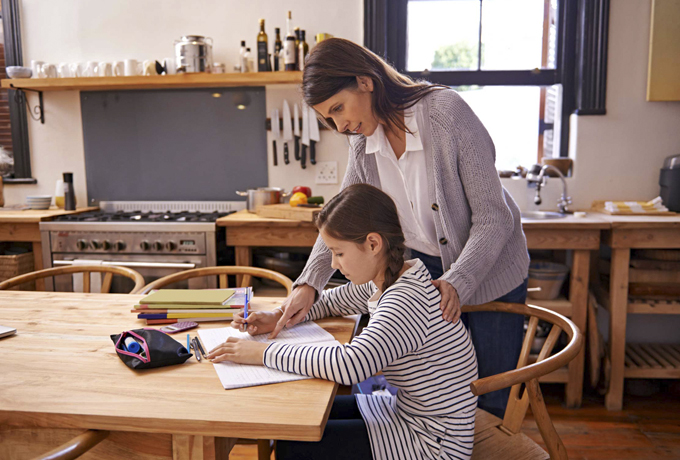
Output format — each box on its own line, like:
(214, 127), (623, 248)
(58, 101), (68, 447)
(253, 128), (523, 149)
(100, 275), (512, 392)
(0, 291), (359, 460)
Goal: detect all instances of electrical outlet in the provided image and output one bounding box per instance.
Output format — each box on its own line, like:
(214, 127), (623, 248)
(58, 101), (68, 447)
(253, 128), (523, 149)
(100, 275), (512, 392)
(315, 161), (338, 184)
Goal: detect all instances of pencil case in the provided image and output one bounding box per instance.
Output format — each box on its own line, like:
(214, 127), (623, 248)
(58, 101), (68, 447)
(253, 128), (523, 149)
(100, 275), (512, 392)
(110, 328), (192, 370)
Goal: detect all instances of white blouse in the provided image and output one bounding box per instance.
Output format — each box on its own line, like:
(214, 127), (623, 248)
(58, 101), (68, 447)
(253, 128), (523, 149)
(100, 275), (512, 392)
(365, 100), (441, 256)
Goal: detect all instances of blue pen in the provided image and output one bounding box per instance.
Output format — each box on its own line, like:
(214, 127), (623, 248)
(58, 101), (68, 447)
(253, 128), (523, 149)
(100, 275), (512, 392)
(187, 333), (190, 353)
(244, 289), (249, 328)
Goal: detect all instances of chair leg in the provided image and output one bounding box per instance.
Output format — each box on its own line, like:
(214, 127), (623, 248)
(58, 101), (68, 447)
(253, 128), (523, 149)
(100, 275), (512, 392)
(526, 378), (567, 460)
(257, 439), (272, 460)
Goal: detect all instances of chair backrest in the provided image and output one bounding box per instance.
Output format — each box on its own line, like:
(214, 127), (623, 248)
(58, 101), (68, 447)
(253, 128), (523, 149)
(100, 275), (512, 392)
(138, 266), (293, 295)
(0, 265), (146, 294)
(462, 301), (583, 460)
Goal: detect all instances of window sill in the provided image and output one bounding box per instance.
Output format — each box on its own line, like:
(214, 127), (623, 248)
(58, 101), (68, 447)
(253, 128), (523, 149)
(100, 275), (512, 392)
(2, 177), (38, 185)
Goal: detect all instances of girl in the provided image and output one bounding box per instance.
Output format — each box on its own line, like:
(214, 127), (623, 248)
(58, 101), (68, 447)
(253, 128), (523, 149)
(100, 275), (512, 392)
(270, 38), (529, 418)
(207, 184), (478, 460)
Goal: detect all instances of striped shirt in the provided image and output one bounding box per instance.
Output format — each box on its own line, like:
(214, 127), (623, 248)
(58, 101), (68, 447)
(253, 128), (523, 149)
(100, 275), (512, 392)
(263, 259), (478, 460)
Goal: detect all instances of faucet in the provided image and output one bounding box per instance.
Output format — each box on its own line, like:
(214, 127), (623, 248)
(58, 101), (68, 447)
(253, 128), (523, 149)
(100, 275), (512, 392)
(526, 164), (572, 213)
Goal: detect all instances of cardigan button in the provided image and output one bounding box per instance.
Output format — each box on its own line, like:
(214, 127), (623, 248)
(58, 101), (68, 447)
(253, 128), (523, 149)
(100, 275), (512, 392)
(439, 237), (448, 245)
(431, 203), (439, 211)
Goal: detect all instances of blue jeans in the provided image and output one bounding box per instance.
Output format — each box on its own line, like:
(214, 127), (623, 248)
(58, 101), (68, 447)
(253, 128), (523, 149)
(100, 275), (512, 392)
(410, 249), (527, 419)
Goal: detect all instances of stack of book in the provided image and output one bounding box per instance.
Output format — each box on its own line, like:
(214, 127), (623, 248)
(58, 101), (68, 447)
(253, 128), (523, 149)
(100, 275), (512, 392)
(133, 287), (252, 325)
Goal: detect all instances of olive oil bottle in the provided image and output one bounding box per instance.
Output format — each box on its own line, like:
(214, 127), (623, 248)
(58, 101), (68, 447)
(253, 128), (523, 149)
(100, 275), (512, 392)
(256, 19), (269, 72)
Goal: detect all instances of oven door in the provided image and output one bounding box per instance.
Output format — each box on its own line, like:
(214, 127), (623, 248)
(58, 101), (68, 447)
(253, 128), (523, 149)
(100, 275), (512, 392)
(50, 253), (215, 293)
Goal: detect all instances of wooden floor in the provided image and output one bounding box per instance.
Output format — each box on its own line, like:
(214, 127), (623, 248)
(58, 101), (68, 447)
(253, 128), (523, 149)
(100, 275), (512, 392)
(229, 383), (680, 460)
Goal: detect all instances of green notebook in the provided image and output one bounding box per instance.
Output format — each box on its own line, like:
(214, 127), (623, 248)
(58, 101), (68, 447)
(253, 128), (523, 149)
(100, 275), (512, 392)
(139, 289), (236, 306)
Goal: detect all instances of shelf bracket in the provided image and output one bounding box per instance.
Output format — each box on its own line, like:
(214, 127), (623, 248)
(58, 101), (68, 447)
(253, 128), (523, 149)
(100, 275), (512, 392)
(10, 84), (44, 124)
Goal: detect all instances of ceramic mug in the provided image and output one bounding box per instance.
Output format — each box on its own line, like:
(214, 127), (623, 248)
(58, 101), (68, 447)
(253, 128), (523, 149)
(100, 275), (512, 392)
(42, 63), (58, 78)
(113, 61), (125, 76)
(124, 59), (140, 76)
(142, 60), (157, 76)
(97, 62), (113, 77)
(162, 57), (176, 75)
(58, 63), (72, 78)
(69, 62), (84, 77)
(83, 61), (98, 77)
(30, 60), (45, 78)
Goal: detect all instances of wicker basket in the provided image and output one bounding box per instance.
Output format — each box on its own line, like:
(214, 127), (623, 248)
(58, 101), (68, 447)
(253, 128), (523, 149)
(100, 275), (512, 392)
(0, 252), (35, 290)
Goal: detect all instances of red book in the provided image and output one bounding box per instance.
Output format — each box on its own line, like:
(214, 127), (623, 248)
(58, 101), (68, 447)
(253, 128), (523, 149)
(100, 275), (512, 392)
(146, 319), (178, 325)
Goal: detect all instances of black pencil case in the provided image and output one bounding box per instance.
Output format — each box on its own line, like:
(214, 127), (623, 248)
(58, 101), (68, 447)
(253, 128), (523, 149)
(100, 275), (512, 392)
(111, 328), (192, 370)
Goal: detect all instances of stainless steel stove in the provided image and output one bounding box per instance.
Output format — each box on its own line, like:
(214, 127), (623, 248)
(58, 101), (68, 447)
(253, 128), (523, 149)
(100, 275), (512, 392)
(39, 201), (245, 292)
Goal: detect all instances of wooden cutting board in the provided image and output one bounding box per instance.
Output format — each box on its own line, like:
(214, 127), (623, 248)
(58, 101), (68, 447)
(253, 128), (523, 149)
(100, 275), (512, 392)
(591, 200), (677, 215)
(256, 204), (322, 222)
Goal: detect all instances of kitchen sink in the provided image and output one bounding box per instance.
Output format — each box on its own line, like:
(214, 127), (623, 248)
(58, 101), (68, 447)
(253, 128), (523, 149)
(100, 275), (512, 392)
(521, 211), (566, 220)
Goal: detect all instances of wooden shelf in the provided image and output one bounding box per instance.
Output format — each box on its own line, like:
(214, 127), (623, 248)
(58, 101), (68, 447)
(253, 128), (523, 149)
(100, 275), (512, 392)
(526, 297), (573, 317)
(624, 343), (680, 378)
(594, 285), (680, 314)
(1, 71), (303, 92)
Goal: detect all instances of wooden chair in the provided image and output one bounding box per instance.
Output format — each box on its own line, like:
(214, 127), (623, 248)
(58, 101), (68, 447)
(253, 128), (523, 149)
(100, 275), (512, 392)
(466, 301), (583, 460)
(0, 265), (145, 294)
(139, 265), (292, 460)
(138, 266), (293, 295)
(31, 430), (109, 460)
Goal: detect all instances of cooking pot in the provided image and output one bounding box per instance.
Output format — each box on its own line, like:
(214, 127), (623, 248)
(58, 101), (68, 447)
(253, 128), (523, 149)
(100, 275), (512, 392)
(236, 187), (289, 213)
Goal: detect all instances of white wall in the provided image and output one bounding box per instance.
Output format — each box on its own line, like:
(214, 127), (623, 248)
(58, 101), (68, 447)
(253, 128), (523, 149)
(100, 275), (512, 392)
(3, 0), (362, 205)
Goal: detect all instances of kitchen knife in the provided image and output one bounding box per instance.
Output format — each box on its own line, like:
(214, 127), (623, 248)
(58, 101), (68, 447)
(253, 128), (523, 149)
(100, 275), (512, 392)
(271, 108), (280, 166)
(308, 105), (320, 165)
(293, 103), (301, 161)
(301, 103), (310, 170)
(282, 100), (292, 165)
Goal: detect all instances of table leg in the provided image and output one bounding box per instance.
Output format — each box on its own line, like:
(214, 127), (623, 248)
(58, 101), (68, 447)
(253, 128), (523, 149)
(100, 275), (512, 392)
(172, 434), (236, 460)
(605, 247), (630, 411)
(235, 246), (253, 288)
(565, 249), (590, 408)
(32, 241), (45, 291)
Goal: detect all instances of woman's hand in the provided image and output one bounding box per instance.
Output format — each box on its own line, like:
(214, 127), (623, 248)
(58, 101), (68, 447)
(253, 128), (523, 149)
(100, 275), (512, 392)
(206, 337), (269, 365)
(269, 284), (317, 339)
(231, 309), (283, 336)
(431, 280), (461, 323)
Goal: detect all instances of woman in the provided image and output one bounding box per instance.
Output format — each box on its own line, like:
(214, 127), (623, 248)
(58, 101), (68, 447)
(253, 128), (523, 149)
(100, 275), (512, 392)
(270, 38), (529, 418)
(209, 184), (478, 460)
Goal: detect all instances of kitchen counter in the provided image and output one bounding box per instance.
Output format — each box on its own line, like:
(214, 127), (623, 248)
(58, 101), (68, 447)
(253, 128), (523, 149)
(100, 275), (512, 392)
(0, 206), (98, 290)
(218, 209), (613, 408)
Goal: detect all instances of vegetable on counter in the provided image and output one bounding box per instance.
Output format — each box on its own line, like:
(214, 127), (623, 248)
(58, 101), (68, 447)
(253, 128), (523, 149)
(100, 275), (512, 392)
(307, 196), (324, 205)
(291, 185), (312, 198)
(289, 192), (308, 207)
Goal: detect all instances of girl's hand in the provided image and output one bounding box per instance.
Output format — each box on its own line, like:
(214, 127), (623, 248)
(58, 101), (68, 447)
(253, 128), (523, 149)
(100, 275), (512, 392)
(431, 280), (462, 323)
(231, 309), (283, 335)
(270, 284), (317, 339)
(206, 337), (268, 365)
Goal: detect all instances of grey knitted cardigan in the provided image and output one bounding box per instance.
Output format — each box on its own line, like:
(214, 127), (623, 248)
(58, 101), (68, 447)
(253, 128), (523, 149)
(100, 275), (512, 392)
(294, 88), (529, 306)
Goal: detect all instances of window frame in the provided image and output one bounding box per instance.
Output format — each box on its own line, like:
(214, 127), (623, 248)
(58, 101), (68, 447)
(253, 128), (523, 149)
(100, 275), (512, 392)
(364, 0), (609, 160)
(1, 0), (36, 183)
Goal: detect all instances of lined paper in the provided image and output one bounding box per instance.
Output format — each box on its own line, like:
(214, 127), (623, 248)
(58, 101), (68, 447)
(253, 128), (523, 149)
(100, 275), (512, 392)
(198, 322), (341, 389)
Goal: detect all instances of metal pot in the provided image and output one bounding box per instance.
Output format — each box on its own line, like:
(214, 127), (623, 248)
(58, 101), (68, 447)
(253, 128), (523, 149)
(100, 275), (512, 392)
(236, 187), (289, 213)
(175, 35), (213, 73)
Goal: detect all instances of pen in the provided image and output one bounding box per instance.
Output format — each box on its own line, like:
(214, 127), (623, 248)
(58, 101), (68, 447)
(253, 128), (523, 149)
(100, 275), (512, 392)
(195, 336), (207, 357)
(244, 289), (249, 329)
(187, 333), (190, 354)
(191, 339), (202, 361)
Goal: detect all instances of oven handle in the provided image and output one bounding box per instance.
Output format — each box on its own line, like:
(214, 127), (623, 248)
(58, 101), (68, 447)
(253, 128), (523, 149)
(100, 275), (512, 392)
(53, 260), (197, 269)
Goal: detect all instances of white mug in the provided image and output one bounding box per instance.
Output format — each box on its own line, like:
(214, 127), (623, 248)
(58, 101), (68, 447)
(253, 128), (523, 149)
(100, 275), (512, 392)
(42, 63), (58, 78)
(70, 62), (84, 77)
(113, 61), (125, 76)
(162, 57), (176, 75)
(83, 61), (98, 77)
(30, 60), (45, 78)
(212, 63), (226, 74)
(124, 59), (140, 76)
(97, 62), (113, 77)
(57, 63), (72, 78)
(142, 60), (157, 76)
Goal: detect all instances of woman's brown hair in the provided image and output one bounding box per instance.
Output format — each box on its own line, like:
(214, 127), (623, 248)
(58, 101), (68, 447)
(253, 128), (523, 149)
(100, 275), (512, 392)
(302, 37), (446, 135)
(316, 183), (405, 292)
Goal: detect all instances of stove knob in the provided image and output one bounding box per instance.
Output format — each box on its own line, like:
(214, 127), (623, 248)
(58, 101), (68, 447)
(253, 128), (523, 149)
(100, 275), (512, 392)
(166, 241), (177, 251)
(76, 239), (89, 250)
(140, 240), (150, 251)
(91, 240), (101, 250)
(153, 241), (163, 251)
(102, 240), (112, 250)
(114, 240), (126, 251)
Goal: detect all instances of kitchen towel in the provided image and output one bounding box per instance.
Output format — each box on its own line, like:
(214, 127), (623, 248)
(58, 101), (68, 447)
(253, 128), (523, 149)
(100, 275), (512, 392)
(604, 196), (669, 214)
(72, 259), (103, 293)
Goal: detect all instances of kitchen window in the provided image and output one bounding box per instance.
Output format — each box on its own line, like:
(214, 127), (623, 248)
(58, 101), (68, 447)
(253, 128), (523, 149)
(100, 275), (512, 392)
(364, 0), (610, 171)
(0, 0), (35, 183)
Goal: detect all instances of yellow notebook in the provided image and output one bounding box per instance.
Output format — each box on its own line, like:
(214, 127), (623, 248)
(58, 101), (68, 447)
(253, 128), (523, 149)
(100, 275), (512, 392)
(139, 289), (236, 306)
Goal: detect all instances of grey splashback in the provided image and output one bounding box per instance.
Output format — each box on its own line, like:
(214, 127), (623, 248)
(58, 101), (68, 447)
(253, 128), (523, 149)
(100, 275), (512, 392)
(81, 87), (267, 204)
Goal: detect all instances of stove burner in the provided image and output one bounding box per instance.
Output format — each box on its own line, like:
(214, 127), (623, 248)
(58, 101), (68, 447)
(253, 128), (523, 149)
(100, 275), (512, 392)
(54, 210), (235, 223)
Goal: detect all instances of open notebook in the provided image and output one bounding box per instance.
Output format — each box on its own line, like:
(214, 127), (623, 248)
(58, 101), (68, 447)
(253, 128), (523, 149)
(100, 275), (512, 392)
(198, 322), (341, 389)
